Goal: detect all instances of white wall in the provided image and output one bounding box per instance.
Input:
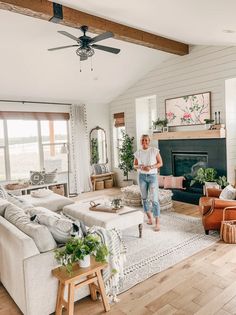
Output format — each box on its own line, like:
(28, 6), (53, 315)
(110, 45), (236, 182)
(225, 79), (236, 184)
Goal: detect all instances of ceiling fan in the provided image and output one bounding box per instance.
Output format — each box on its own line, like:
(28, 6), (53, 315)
(48, 25), (121, 61)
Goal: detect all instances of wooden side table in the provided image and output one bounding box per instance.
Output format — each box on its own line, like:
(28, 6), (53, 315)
(52, 257), (110, 315)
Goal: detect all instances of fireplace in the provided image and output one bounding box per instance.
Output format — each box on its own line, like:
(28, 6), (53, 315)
(172, 151), (208, 177)
(158, 138), (227, 204)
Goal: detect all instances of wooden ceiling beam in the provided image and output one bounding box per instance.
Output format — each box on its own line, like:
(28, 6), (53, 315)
(0, 0), (189, 56)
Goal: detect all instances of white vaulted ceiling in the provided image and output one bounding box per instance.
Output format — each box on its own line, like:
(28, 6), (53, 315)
(1, 0), (236, 105)
(0, 10), (170, 105)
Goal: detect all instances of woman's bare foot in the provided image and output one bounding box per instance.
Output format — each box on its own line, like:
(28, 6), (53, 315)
(154, 225), (160, 231)
(146, 211), (153, 225)
(154, 217), (160, 231)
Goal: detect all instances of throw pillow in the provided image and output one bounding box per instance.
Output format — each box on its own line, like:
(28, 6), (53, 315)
(158, 175), (165, 188)
(7, 193), (34, 211)
(29, 170), (45, 185)
(28, 207), (86, 244)
(44, 169), (57, 184)
(219, 185), (236, 200)
(0, 185), (8, 199)
(164, 176), (185, 189)
(93, 164), (102, 175)
(4, 203), (57, 252)
(30, 189), (53, 198)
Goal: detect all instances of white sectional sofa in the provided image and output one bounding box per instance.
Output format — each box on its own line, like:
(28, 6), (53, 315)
(0, 193), (89, 315)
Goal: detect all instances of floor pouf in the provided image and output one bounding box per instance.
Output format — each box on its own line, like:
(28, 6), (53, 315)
(121, 185), (173, 211)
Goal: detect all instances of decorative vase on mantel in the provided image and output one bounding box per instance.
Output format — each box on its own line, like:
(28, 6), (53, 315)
(79, 255), (91, 268)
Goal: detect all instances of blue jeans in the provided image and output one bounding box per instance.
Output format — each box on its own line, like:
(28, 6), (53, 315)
(139, 173), (160, 218)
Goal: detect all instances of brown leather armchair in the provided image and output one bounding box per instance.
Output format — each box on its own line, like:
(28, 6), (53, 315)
(199, 188), (236, 234)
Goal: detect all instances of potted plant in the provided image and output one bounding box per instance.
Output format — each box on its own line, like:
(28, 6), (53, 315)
(54, 234), (109, 272)
(190, 167), (219, 195)
(90, 138), (99, 164)
(204, 118), (215, 130)
(152, 118), (168, 132)
(216, 176), (228, 189)
(118, 130), (135, 187)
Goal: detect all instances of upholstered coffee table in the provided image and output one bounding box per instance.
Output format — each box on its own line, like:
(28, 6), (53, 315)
(63, 202), (144, 238)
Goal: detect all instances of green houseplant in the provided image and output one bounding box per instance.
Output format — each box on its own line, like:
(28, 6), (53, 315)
(90, 138), (99, 164)
(54, 234), (109, 272)
(118, 130), (134, 182)
(152, 118), (168, 132)
(190, 167), (217, 186)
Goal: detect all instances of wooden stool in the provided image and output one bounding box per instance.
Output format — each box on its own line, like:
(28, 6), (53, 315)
(52, 257), (110, 315)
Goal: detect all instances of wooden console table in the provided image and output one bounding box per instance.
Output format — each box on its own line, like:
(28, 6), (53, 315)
(91, 172), (115, 191)
(52, 258), (110, 315)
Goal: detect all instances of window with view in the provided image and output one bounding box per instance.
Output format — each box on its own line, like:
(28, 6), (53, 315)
(113, 112), (125, 168)
(0, 113), (69, 183)
(0, 120), (6, 181)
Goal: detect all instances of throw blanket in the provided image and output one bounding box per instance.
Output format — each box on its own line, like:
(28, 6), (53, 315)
(90, 226), (127, 302)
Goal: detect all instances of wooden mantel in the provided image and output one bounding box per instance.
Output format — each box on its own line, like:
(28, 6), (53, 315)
(152, 129), (226, 140)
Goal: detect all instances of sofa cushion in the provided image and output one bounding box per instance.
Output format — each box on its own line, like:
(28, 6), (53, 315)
(19, 193), (74, 211)
(4, 203), (57, 252)
(219, 185), (236, 200)
(27, 207), (85, 243)
(7, 193), (34, 211)
(0, 199), (10, 216)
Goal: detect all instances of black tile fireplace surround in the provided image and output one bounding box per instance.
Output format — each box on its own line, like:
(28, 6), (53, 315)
(159, 138), (227, 204)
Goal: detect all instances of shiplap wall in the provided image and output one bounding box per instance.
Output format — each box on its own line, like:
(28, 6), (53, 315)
(110, 45), (236, 183)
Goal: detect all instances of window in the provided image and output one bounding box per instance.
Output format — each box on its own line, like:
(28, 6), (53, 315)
(0, 120), (6, 181)
(8, 120), (40, 180)
(41, 121), (69, 183)
(113, 113), (125, 168)
(0, 114), (69, 183)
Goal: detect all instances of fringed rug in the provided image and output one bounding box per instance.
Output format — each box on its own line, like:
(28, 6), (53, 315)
(120, 211), (219, 293)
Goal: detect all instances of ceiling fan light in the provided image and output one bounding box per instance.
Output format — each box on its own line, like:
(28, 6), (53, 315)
(76, 47), (95, 58)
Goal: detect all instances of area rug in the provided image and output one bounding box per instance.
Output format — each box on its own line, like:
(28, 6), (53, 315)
(119, 211), (219, 293)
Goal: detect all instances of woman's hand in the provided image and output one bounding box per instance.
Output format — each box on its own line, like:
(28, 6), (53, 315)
(142, 166), (151, 171)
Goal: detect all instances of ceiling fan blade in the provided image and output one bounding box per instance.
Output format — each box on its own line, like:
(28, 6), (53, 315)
(58, 31), (78, 41)
(92, 44), (120, 54)
(90, 31), (114, 44)
(48, 44), (79, 51)
(80, 55), (88, 61)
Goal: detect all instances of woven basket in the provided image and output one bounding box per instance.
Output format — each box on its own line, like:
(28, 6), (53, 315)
(104, 179), (113, 189)
(220, 208), (236, 244)
(95, 181), (104, 190)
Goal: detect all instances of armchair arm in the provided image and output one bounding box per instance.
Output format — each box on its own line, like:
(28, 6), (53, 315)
(214, 199), (236, 209)
(206, 188), (222, 198)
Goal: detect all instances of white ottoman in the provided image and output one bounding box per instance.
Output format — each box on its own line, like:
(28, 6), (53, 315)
(20, 193), (74, 211)
(63, 202), (144, 238)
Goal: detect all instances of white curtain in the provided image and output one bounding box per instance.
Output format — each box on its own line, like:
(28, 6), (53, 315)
(69, 104), (92, 194)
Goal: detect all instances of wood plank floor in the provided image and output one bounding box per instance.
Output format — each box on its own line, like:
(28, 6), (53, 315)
(1, 189), (236, 315)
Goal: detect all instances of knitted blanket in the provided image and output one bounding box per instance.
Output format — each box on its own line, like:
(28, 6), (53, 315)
(90, 226), (127, 302)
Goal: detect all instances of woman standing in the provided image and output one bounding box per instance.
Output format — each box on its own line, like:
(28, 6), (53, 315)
(133, 135), (163, 231)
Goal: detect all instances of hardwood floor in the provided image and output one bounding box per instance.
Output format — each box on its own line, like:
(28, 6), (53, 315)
(1, 190), (236, 315)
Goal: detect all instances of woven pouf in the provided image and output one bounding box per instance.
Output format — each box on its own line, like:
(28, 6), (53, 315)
(121, 185), (142, 207)
(121, 185), (173, 211)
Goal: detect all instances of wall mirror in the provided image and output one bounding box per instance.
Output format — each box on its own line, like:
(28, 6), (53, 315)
(89, 126), (108, 165)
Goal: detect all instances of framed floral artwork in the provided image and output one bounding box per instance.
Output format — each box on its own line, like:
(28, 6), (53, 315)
(165, 92), (211, 127)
